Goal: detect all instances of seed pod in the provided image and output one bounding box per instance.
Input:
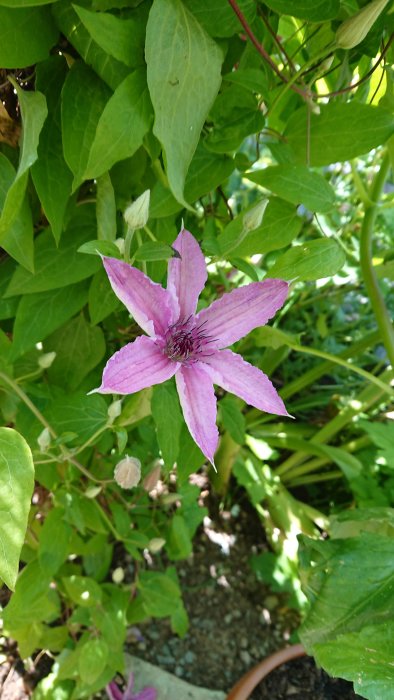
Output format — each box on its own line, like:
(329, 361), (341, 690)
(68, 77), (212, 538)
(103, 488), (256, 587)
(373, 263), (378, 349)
(114, 455), (141, 489)
(336, 0), (389, 49)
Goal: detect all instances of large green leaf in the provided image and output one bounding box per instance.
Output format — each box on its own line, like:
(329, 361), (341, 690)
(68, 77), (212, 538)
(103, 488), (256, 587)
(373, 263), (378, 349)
(263, 0), (339, 20)
(45, 393), (108, 446)
(0, 82), (47, 237)
(0, 154), (33, 271)
(2, 560), (55, 628)
(146, 0), (223, 205)
(85, 69), (153, 179)
(11, 281), (89, 359)
(44, 314), (106, 391)
(151, 381), (183, 468)
(38, 508), (72, 577)
(218, 198), (302, 257)
(299, 514), (394, 700)
(0, 0), (58, 5)
(5, 207), (100, 296)
(285, 103), (394, 166)
(74, 3), (145, 67)
(31, 55), (73, 244)
(53, 0), (129, 89)
(61, 61), (111, 190)
(0, 428), (34, 590)
(0, 6), (58, 67)
(88, 268), (120, 325)
(267, 239), (346, 281)
(245, 165), (336, 213)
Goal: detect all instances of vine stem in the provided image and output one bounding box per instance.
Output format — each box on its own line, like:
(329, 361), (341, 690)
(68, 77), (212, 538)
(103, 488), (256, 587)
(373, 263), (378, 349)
(360, 150), (394, 368)
(0, 371), (56, 439)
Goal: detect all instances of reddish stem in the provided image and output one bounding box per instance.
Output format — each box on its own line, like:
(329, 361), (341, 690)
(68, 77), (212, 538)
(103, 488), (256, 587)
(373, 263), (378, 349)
(226, 644), (306, 700)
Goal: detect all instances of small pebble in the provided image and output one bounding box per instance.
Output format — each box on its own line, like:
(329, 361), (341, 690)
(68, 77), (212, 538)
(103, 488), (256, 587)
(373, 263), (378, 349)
(240, 650), (251, 665)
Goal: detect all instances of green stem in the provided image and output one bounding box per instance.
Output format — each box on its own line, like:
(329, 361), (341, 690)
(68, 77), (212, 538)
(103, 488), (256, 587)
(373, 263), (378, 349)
(0, 372), (57, 439)
(360, 151), (394, 368)
(287, 471), (342, 486)
(124, 226), (135, 264)
(350, 161), (373, 207)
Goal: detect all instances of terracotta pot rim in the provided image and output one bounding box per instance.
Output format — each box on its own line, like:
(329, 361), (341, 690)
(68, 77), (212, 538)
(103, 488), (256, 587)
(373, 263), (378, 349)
(226, 643), (306, 700)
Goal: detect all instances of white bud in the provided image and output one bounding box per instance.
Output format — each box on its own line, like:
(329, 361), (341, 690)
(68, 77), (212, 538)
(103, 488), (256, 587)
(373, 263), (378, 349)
(112, 567), (125, 583)
(37, 428), (51, 453)
(336, 0), (389, 49)
(38, 352), (56, 369)
(148, 538), (166, 553)
(124, 190), (150, 231)
(243, 198), (269, 234)
(114, 238), (125, 255)
(114, 455), (141, 489)
(107, 399), (122, 424)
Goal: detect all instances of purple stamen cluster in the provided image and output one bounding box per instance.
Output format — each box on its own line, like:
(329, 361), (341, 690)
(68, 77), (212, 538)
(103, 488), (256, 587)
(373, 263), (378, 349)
(164, 317), (213, 364)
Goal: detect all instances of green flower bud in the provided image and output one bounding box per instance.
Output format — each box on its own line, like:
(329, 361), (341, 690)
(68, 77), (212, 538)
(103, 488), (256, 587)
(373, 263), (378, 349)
(38, 351), (56, 369)
(242, 198), (269, 234)
(336, 0), (389, 50)
(124, 189), (150, 230)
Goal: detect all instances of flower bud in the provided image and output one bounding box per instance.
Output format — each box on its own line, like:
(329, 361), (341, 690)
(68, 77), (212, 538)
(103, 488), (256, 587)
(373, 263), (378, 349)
(107, 399), (122, 424)
(336, 0), (389, 49)
(38, 351), (56, 369)
(242, 198), (269, 234)
(112, 567), (125, 583)
(148, 538), (166, 553)
(142, 463), (161, 492)
(124, 190), (150, 230)
(37, 427), (51, 453)
(114, 455), (141, 489)
(114, 238), (125, 255)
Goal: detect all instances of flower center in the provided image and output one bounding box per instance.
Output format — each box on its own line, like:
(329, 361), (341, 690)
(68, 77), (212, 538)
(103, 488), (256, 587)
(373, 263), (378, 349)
(164, 318), (212, 364)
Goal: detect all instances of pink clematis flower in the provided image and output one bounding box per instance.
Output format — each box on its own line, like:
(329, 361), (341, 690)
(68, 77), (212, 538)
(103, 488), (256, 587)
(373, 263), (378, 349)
(92, 229), (290, 465)
(106, 672), (157, 700)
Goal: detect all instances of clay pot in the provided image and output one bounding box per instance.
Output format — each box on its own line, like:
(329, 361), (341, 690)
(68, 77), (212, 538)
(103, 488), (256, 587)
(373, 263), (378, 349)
(226, 643), (306, 700)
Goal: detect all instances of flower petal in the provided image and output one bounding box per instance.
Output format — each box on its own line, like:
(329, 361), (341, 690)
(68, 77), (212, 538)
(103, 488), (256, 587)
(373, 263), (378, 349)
(196, 279), (288, 348)
(106, 683), (123, 700)
(93, 336), (178, 395)
(103, 256), (176, 337)
(202, 349), (290, 417)
(167, 229), (207, 319)
(175, 364), (218, 466)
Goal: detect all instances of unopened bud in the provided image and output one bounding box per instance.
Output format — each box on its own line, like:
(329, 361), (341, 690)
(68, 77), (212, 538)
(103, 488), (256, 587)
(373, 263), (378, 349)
(148, 538), (166, 553)
(242, 198), (269, 234)
(124, 190), (150, 231)
(114, 455), (141, 489)
(107, 399), (122, 424)
(38, 352), (56, 369)
(336, 0), (389, 49)
(114, 238), (125, 255)
(37, 427), (51, 452)
(142, 463), (161, 492)
(112, 567), (125, 583)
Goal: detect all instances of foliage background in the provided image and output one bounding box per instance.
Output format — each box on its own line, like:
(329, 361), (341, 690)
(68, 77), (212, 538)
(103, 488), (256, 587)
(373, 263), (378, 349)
(0, 0), (393, 698)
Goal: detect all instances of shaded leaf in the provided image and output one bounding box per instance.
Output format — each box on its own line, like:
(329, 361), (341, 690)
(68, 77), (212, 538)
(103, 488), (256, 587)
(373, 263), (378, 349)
(0, 5), (58, 68)
(245, 165), (336, 213)
(266, 239), (345, 281)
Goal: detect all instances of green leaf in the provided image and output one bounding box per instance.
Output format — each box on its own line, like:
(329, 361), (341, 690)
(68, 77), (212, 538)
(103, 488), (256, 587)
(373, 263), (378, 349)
(0, 258), (18, 321)
(85, 68), (153, 179)
(31, 56), (73, 244)
(166, 514), (192, 560)
(88, 268), (121, 325)
(38, 509), (72, 576)
(176, 424), (205, 483)
(44, 314), (105, 391)
(245, 165), (336, 213)
(62, 575), (102, 607)
(220, 396), (245, 445)
(206, 85), (265, 154)
(266, 239), (346, 281)
(146, 0), (223, 205)
(5, 207), (100, 296)
(137, 570), (181, 617)
(183, 0), (256, 38)
(74, 3), (145, 67)
(299, 526), (394, 700)
(0, 6), (58, 68)
(263, 0), (339, 20)
(11, 281), (89, 359)
(96, 173), (117, 242)
(78, 638), (109, 686)
(53, 0), (129, 90)
(61, 61), (111, 190)
(0, 81), (47, 237)
(45, 393), (108, 446)
(151, 381), (183, 467)
(0, 428), (34, 590)
(223, 68), (268, 95)
(135, 242), (178, 262)
(218, 198), (302, 257)
(2, 560), (55, 628)
(78, 240), (121, 257)
(0, 153), (33, 271)
(285, 103), (394, 166)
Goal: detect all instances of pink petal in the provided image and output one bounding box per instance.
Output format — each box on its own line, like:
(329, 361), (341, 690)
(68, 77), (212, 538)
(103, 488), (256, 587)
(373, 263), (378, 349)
(134, 689), (158, 700)
(175, 364), (219, 466)
(202, 349), (290, 417)
(106, 683), (123, 700)
(103, 256), (176, 338)
(167, 229), (207, 319)
(93, 336), (178, 395)
(196, 279), (288, 348)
